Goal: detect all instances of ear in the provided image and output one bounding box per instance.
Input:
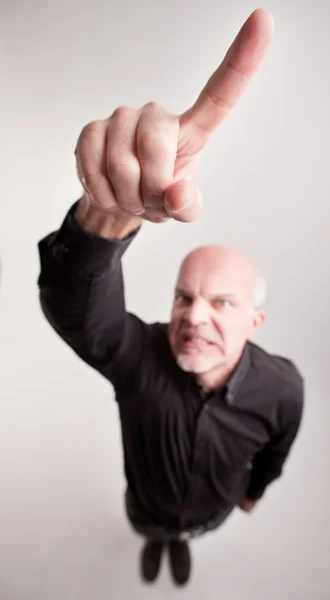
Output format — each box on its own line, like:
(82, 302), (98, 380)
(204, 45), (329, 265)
(250, 310), (266, 336)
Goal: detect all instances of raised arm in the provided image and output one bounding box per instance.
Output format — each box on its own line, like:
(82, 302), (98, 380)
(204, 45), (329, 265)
(38, 197), (145, 385)
(37, 7), (273, 384)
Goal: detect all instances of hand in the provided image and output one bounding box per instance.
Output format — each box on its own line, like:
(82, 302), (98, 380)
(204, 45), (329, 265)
(75, 8), (273, 224)
(238, 497), (258, 512)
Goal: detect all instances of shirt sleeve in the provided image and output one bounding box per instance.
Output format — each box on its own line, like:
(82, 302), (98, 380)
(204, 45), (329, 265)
(244, 377), (304, 501)
(37, 202), (148, 388)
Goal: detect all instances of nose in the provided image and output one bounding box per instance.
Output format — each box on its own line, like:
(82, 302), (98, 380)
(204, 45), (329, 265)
(184, 298), (210, 326)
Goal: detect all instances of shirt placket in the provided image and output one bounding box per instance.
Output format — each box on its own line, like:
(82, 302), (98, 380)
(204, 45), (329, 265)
(180, 399), (211, 528)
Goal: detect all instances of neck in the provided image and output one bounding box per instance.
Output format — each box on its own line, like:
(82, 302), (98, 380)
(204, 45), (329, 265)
(196, 351), (243, 392)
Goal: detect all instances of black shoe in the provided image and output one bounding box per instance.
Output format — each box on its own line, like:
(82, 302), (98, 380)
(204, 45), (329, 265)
(168, 539), (191, 586)
(140, 539), (164, 583)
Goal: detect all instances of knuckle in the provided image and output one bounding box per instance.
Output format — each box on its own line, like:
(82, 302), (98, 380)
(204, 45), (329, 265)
(79, 120), (104, 142)
(138, 131), (171, 161)
(110, 106), (135, 120)
(107, 157), (139, 181)
(143, 101), (163, 112)
(122, 203), (145, 216)
(76, 121), (105, 160)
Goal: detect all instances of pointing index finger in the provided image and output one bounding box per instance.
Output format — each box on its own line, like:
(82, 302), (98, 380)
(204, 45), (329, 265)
(180, 8), (274, 137)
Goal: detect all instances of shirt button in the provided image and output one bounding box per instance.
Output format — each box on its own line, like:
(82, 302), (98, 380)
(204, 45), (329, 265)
(53, 242), (69, 262)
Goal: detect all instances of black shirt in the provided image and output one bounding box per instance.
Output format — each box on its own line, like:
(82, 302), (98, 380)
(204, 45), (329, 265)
(37, 204), (304, 530)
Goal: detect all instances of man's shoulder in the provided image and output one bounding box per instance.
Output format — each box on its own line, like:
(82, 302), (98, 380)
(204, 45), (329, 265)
(247, 341), (304, 399)
(146, 320), (169, 339)
(139, 320), (171, 354)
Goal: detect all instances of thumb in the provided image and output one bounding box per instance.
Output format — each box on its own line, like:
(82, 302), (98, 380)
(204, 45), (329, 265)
(164, 180), (204, 222)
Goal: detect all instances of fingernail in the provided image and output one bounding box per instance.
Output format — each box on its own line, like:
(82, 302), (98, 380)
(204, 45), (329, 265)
(165, 196), (193, 215)
(165, 192), (202, 215)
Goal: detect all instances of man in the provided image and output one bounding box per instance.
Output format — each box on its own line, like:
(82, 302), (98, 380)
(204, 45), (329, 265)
(37, 9), (303, 586)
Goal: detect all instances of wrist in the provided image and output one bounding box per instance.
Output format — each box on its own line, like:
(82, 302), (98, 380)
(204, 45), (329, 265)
(74, 195), (143, 240)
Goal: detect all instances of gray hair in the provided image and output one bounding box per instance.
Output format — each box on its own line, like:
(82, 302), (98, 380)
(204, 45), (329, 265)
(252, 271), (267, 310)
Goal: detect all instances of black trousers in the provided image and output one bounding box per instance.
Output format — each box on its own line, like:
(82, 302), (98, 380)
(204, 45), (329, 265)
(125, 489), (235, 542)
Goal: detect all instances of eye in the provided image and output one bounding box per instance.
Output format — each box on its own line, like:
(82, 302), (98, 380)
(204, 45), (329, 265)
(175, 294), (191, 305)
(215, 298), (231, 309)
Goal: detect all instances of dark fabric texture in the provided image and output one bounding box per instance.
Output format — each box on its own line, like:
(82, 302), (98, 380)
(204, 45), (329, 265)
(37, 202), (304, 533)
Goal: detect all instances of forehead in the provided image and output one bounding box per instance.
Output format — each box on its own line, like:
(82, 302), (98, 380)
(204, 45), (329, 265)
(177, 253), (255, 297)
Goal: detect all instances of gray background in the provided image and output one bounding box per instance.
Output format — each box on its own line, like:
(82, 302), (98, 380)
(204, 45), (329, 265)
(1, 0), (330, 598)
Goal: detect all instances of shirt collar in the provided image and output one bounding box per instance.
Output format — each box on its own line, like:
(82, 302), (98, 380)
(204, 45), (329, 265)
(190, 343), (252, 404)
(163, 323), (251, 404)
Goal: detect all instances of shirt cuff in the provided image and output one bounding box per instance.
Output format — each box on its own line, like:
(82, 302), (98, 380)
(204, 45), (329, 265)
(38, 201), (140, 279)
(244, 485), (266, 501)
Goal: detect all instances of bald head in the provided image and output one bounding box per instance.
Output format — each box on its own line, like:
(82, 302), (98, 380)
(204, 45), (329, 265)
(177, 245), (266, 310)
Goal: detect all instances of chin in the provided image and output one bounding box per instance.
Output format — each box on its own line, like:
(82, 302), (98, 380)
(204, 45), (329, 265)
(176, 354), (218, 374)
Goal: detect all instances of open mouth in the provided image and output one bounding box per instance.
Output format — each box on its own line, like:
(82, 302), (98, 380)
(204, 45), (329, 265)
(182, 335), (213, 346)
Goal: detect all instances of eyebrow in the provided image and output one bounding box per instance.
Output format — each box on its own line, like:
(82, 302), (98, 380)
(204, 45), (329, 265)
(175, 288), (238, 300)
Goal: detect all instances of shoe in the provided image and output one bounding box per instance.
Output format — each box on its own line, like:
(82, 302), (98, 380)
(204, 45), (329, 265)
(168, 539), (191, 586)
(140, 539), (164, 583)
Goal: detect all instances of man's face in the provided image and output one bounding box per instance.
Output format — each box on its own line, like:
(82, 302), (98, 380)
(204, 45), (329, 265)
(168, 247), (265, 375)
